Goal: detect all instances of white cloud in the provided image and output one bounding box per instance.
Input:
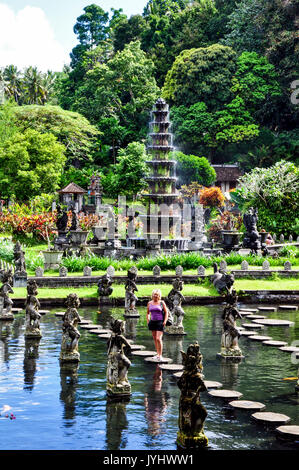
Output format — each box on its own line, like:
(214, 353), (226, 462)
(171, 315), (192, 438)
(0, 3), (70, 72)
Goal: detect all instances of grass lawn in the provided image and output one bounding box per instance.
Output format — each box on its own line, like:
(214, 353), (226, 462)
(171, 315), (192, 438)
(11, 277), (298, 299)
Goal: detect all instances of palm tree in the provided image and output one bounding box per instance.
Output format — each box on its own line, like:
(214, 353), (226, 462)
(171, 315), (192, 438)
(23, 66), (47, 105)
(3, 65), (23, 104)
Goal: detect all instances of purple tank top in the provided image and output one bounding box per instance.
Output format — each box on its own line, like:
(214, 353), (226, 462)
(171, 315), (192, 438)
(149, 303), (164, 321)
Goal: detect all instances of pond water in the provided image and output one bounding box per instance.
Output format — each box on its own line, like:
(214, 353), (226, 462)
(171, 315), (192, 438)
(0, 304), (298, 450)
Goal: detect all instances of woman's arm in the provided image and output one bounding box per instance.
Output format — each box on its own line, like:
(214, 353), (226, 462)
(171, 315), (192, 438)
(146, 302), (150, 324)
(162, 301), (168, 325)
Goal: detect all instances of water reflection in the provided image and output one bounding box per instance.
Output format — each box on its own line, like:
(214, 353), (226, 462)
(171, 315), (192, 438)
(105, 398), (129, 450)
(164, 337), (183, 365)
(23, 338), (41, 391)
(220, 361), (240, 388)
(125, 318), (138, 340)
(144, 366), (169, 437)
(59, 364), (79, 425)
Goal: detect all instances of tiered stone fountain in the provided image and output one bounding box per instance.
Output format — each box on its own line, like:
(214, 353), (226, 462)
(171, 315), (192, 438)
(141, 98), (188, 253)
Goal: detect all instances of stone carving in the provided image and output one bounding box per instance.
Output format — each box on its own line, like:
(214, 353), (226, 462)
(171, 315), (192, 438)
(280, 234), (284, 243)
(153, 265), (161, 277)
(243, 207), (260, 254)
(175, 265), (183, 277)
(176, 342), (208, 449)
(219, 260), (227, 271)
(241, 260), (249, 271)
(59, 266), (68, 277)
(219, 289), (243, 359)
(98, 273), (113, 299)
(106, 265), (115, 278)
(25, 280), (42, 338)
(35, 267), (44, 277)
(56, 204), (68, 233)
(289, 235), (293, 243)
(0, 269), (14, 320)
(106, 319), (132, 398)
(197, 265), (205, 276)
(211, 263), (235, 295)
(124, 267), (139, 316)
(60, 293), (81, 363)
(83, 266), (92, 277)
(13, 241), (27, 275)
(262, 260), (270, 271)
(165, 278), (186, 335)
(70, 206), (79, 231)
(284, 261), (292, 271)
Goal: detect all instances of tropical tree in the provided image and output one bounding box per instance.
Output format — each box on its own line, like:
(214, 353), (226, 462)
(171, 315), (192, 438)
(171, 151), (216, 186)
(2, 65), (23, 104)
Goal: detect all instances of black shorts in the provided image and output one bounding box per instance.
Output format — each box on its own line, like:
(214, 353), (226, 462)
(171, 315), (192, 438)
(148, 320), (164, 332)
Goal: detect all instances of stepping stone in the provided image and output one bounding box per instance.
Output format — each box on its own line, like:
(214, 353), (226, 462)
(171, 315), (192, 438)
(129, 344), (146, 351)
(258, 306), (277, 312)
(96, 329), (112, 335)
(229, 400), (266, 411)
(246, 315), (266, 320)
(173, 371), (183, 379)
(88, 328), (104, 334)
(131, 350), (157, 357)
(251, 412), (291, 425)
(79, 319), (93, 324)
(97, 333), (111, 339)
(252, 319), (294, 327)
(12, 308), (23, 313)
(242, 323), (264, 329)
(239, 308), (258, 313)
(262, 340), (288, 347)
(39, 310), (50, 315)
(278, 346), (299, 353)
(79, 324), (96, 329)
(239, 330), (258, 336)
(248, 335), (272, 342)
(208, 389), (243, 400)
(55, 312), (65, 317)
(144, 356), (172, 364)
(239, 312), (253, 317)
(278, 305), (298, 311)
(204, 381), (223, 389)
(276, 425), (299, 441)
(159, 364), (184, 371)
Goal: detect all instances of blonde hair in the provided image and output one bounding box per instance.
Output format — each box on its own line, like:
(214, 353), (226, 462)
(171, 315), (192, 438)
(152, 289), (162, 299)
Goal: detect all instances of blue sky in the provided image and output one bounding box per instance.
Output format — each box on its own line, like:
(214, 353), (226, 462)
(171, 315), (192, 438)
(0, 1), (147, 71)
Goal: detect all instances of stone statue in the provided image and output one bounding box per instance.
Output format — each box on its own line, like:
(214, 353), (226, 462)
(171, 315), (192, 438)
(243, 207), (260, 254)
(98, 273), (113, 298)
(70, 206), (79, 231)
(165, 277), (186, 335)
(211, 263), (235, 295)
(60, 293), (81, 363)
(25, 280), (42, 338)
(176, 342), (208, 449)
(219, 289), (243, 358)
(0, 269), (14, 320)
(124, 267), (139, 316)
(13, 241), (27, 275)
(56, 204), (69, 233)
(106, 319), (132, 398)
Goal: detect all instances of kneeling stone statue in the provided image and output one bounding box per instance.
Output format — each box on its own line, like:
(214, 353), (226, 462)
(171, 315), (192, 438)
(106, 319), (132, 398)
(60, 293), (82, 364)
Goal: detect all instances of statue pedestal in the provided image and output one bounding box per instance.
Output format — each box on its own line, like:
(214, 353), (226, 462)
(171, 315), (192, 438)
(217, 348), (244, 361)
(106, 382), (131, 398)
(0, 312), (14, 321)
(124, 308), (140, 318)
(60, 350), (80, 363)
(13, 273), (27, 288)
(177, 430), (208, 449)
(164, 325), (186, 335)
(25, 327), (42, 339)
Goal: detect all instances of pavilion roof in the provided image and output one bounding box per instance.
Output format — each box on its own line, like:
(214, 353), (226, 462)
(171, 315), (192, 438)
(58, 182), (87, 194)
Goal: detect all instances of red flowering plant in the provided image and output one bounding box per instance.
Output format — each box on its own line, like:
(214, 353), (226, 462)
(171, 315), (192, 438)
(207, 211), (243, 242)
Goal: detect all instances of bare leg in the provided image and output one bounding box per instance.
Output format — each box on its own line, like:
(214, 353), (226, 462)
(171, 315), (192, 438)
(151, 331), (158, 353)
(156, 331), (163, 357)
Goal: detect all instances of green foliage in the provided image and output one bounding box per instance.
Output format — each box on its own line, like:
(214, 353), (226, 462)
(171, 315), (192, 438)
(12, 105), (100, 168)
(0, 129), (66, 200)
(104, 142), (149, 197)
(171, 151), (216, 186)
(59, 167), (101, 190)
(233, 160), (299, 236)
(162, 44), (237, 109)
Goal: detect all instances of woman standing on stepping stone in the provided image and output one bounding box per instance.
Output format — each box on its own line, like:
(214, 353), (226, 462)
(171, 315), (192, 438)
(147, 289), (169, 362)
